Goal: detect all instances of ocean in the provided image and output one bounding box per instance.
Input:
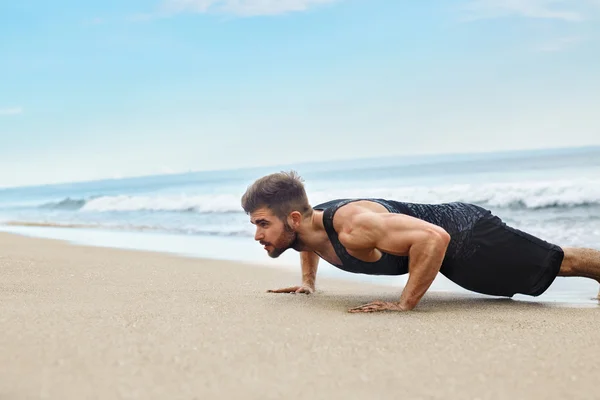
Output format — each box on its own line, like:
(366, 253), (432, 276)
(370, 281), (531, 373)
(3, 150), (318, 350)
(2, 146), (599, 305)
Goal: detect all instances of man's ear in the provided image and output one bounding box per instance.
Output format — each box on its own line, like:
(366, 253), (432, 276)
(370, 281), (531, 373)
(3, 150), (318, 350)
(289, 211), (303, 228)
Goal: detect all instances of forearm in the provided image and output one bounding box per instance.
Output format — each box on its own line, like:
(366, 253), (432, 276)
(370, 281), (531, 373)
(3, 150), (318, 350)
(399, 238), (447, 310)
(300, 251), (319, 288)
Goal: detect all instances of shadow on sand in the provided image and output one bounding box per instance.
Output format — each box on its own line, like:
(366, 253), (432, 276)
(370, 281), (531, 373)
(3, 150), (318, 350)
(275, 289), (600, 315)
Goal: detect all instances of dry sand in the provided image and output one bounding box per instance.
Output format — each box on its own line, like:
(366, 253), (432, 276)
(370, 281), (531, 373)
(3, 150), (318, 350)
(1, 232), (599, 400)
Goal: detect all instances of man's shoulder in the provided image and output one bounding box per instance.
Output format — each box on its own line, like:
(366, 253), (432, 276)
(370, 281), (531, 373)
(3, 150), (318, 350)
(314, 198), (395, 211)
(333, 205), (389, 250)
(331, 202), (381, 231)
(312, 199), (350, 211)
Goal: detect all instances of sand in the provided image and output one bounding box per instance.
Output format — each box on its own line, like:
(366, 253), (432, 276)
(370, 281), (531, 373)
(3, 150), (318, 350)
(1, 232), (598, 399)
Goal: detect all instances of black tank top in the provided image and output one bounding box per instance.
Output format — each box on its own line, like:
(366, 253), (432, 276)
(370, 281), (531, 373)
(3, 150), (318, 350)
(312, 198), (490, 276)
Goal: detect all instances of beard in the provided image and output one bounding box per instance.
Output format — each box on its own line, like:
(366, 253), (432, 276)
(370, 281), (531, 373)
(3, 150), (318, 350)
(265, 222), (298, 258)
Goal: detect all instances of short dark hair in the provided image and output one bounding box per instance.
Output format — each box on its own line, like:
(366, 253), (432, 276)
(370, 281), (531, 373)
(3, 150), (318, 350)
(241, 170), (312, 220)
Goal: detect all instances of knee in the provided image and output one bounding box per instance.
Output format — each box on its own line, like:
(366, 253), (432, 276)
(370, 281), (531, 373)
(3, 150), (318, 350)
(558, 248), (577, 276)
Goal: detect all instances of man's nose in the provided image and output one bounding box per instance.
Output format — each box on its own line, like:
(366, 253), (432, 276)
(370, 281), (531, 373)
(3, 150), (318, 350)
(254, 230), (263, 241)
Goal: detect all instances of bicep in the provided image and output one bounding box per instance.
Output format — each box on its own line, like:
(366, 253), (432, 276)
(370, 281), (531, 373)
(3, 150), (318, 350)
(339, 213), (449, 256)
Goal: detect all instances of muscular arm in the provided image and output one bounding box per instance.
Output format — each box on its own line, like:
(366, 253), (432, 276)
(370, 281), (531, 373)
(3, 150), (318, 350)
(267, 251), (319, 294)
(338, 211), (450, 310)
(400, 229), (449, 309)
(300, 250), (319, 289)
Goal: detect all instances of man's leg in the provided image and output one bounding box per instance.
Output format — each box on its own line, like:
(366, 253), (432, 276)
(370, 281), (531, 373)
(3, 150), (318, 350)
(558, 247), (600, 299)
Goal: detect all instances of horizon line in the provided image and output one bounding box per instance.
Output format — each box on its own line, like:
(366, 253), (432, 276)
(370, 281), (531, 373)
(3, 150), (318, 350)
(1, 143), (599, 191)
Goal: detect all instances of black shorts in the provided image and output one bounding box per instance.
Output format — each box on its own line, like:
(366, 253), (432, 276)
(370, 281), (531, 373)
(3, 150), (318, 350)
(440, 213), (564, 297)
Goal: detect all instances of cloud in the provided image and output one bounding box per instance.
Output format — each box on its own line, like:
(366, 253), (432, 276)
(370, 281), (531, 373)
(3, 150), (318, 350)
(463, 0), (599, 22)
(160, 0), (339, 16)
(0, 107), (23, 116)
(80, 17), (108, 26)
(537, 35), (584, 51)
(88, 17), (106, 25)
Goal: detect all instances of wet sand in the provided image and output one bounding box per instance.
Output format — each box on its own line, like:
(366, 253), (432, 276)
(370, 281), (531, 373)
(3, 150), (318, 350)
(1, 232), (598, 399)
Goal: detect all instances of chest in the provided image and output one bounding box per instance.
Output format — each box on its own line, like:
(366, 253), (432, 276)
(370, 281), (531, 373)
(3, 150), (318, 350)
(313, 241), (384, 267)
(314, 245), (342, 267)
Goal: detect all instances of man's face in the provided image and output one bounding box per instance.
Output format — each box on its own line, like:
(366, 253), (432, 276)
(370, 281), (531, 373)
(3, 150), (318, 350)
(250, 207), (297, 258)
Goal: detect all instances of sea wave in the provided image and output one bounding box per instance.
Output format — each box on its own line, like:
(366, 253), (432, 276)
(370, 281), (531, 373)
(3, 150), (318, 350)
(27, 178), (600, 213)
(40, 197), (89, 210)
(1, 220), (252, 237)
(39, 194), (244, 213)
(314, 179), (600, 210)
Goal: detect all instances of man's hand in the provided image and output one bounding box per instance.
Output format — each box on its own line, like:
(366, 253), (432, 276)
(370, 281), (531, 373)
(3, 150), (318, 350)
(336, 206), (450, 311)
(266, 252), (318, 296)
(348, 301), (405, 313)
(267, 285), (315, 295)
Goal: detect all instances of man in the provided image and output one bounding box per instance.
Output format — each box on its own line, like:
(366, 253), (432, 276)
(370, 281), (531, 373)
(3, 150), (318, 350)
(241, 171), (600, 312)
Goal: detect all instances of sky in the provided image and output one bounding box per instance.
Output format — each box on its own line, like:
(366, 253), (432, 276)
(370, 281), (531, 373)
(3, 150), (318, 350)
(1, 0), (599, 187)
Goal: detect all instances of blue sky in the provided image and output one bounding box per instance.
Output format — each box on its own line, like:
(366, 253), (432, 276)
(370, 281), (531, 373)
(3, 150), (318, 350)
(1, 0), (599, 187)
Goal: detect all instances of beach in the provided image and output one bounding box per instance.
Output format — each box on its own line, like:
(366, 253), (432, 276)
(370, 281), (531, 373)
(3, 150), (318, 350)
(1, 231), (598, 399)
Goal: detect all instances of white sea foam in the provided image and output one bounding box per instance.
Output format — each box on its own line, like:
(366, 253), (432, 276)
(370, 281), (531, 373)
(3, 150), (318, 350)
(3, 178), (599, 245)
(309, 178), (600, 210)
(63, 177), (600, 213)
(1, 220), (254, 237)
(81, 193), (241, 213)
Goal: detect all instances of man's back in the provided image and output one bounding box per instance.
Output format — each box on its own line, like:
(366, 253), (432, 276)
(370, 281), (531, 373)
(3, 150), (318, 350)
(314, 198), (489, 255)
(244, 171), (599, 310)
